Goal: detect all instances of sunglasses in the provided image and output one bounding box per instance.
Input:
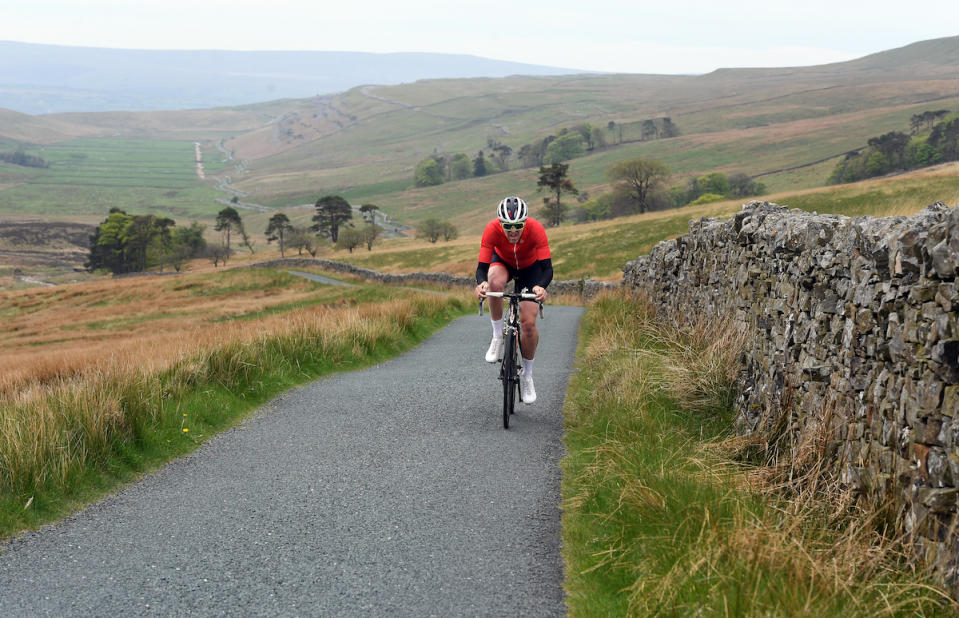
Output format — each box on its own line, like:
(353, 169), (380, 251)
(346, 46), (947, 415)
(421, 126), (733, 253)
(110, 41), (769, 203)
(502, 222), (525, 231)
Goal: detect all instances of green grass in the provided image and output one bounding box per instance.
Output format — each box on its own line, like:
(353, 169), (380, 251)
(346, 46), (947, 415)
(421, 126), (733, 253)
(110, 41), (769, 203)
(776, 170), (959, 218)
(7, 67), (959, 235)
(561, 293), (955, 616)
(0, 138), (222, 219)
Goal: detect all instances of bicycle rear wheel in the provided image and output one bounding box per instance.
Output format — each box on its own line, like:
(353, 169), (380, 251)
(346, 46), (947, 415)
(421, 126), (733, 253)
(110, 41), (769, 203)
(501, 331), (517, 428)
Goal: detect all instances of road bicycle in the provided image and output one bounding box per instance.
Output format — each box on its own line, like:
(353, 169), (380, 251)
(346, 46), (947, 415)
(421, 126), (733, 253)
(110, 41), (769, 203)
(480, 285), (543, 428)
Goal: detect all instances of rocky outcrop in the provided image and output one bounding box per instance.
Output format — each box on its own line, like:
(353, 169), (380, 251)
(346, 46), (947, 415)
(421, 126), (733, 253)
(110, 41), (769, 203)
(623, 200), (959, 586)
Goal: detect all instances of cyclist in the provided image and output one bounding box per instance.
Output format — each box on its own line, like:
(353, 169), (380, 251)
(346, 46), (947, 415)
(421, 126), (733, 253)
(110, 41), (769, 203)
(475, 196), (552, 404)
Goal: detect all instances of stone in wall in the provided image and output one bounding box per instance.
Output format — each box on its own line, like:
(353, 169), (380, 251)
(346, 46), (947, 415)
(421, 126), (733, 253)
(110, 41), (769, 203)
(623, 200), (959, 588)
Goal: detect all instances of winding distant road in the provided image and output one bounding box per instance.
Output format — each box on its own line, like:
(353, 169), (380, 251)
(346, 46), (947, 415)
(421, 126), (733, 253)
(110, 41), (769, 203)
(0, 305), (584, 616)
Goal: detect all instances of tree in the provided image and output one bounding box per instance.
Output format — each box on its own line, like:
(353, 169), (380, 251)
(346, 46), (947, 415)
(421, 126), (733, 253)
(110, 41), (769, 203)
(909, 141), (943, 167)
(728, 173), (766, 198)
(641, 119), (658, 141)
(359, 203), (380, 225)
(607, 158), (670, 214)
(473, 150), (488, 177)
(659, 117), (680, 138)
(536, 162), (578, 227)
(172, 222), (207, 256)
(607, 120), (622, 144)
(416, 218), (445, 243)
(86, 209), (177, 274)
(449, 153), (472, 180)
(572, 123), (594, 150)
(864, 151), (889, 177)
(440, 222), (458, 241)
(543, 133), (585, 164)
(590, 125), (607, 150)
(336, 228), (364, 253)
(288, 226), (321, 257)
(86, 208), (133, 273)
(868, 131), (910, 170)
(312, 195), (353, 243)
(265, 213), (293, 257)
(125, 214), (175, 272)
(694, 172), (731, 198)
(169, 222), (207, 272)
(214, 207), (242, 252)
(361, 225), (382, 250)
(207, 243), (231, 267)
(414, 157), (445, 187)
(237, 221), (256, 254)
(487, 140), (513, 171)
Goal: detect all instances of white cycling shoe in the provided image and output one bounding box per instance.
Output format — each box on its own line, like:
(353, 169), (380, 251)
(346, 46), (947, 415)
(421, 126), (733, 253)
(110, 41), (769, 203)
(521, 375), (536, 404)
(485, 337), (504, 363)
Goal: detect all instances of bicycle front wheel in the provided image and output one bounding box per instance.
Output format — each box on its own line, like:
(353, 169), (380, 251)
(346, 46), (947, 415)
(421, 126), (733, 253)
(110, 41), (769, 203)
(502, 332), (517, 428)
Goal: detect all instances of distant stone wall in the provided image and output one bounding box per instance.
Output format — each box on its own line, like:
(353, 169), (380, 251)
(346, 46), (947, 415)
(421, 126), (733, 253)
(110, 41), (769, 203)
(240, 257), (616, 298)
(623, 201), (959, 586)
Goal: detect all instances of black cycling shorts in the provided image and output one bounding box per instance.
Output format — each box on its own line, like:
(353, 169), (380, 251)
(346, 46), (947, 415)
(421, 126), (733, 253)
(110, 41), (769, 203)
(489, 253), (545, 296)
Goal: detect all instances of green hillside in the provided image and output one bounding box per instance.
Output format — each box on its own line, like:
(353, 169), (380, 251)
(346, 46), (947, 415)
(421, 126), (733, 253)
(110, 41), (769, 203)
(1, 35), (958, 235)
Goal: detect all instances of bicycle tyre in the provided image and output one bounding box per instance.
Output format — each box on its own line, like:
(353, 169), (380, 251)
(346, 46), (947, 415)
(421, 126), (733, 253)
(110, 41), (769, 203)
(502, 330), (516, 428)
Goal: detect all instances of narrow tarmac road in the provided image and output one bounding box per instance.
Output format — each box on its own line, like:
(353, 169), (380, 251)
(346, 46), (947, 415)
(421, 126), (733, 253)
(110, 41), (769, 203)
(0, 305), (584, 616)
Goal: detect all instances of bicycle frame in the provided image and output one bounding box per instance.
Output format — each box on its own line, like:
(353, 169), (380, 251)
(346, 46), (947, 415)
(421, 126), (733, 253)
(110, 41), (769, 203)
(479, 285), (543, 428)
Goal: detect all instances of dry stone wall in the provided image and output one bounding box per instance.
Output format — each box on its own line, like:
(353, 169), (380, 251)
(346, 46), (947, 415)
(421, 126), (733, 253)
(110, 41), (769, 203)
(623, 201), (959, 585)
(240, 257), (616, 298)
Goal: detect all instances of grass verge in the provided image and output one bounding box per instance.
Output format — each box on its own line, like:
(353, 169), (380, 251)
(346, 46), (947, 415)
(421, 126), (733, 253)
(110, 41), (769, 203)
(0, 291), (469, 539)
(561, 291), (956, 616)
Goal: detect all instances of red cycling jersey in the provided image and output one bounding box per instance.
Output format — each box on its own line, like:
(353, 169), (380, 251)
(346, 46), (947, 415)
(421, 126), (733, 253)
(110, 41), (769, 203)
(477, 217), (551, 270)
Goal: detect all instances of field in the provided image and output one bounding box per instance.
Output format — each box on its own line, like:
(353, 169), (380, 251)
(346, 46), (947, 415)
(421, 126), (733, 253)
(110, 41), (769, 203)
(0, 266), (429, 394)
(0, 138), (229, 219)
(0, 265), (470, 535)
(2, 157), (956, 291)
(318, 161), (959, 281)
(3, 37), (959, 240)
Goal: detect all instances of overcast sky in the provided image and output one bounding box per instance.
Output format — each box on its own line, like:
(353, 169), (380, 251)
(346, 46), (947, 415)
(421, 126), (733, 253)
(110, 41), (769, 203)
(4, 0), (958, 75)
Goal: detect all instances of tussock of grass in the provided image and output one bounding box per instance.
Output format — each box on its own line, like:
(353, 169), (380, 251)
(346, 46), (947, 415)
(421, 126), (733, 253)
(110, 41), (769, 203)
(561, 291), (954, 616)
(0, 292), (468, 537)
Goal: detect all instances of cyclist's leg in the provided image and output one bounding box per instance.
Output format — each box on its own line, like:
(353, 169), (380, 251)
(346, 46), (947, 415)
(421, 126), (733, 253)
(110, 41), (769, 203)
(486, 262), (510, 321)
(518, 300), (539, 360)
(515, 267), (540, 361)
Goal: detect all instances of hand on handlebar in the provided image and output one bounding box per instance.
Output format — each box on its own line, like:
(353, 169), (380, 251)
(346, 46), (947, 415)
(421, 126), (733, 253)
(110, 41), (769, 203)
(531, 285), (547, 303)
(476, 281), (489, 299)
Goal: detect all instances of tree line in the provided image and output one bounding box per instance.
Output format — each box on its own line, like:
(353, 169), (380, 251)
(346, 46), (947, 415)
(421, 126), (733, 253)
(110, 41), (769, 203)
(86, 196), (460, 274)
(827, 109), (957, 185)
(534, 158), (766, 227)
(86, 208), (207, 274)
(0, 145), (48, 168)
(413, 118), (680, 188)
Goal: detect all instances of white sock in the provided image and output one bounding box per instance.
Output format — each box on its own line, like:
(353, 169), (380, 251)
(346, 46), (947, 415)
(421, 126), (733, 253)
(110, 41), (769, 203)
(491, 319), (503, 339)
(522, 357), (534, 378)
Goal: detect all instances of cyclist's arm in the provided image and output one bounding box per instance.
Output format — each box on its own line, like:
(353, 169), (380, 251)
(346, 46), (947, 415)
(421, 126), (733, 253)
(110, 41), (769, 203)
(475, 261), (491, 285)
(535, 258), (553, 289)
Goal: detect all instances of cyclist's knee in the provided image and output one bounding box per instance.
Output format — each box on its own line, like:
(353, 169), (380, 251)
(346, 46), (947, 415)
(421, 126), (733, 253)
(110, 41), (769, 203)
(488, 269), (507, 291)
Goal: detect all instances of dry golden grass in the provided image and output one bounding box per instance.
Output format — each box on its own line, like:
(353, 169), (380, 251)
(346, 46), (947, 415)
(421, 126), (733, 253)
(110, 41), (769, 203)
(0, 266), (364, 395)
(1, 275), (465, 502)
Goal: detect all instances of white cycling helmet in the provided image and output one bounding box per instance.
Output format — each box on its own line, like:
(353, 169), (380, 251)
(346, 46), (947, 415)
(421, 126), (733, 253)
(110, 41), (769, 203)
(497, 196), (528, 224)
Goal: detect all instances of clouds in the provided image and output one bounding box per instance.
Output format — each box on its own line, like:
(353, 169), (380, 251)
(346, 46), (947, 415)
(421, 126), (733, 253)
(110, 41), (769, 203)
(3, 0), (958, 74)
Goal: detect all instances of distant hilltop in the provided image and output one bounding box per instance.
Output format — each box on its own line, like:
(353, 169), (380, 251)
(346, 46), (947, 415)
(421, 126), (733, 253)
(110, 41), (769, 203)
(0, 41), (592, 114)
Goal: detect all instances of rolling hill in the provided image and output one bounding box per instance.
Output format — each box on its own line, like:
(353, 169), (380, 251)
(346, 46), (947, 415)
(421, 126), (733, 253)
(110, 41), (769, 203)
(1, 35), (959, 269)
(0, 41), (589, 114)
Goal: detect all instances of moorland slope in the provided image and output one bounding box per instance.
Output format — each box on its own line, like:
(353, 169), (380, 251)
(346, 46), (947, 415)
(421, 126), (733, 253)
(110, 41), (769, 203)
(1, 35), (959, 270)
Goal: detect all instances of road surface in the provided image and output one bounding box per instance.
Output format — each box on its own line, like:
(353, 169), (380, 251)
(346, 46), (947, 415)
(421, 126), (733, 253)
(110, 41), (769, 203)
(0, 305), (584, 616)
